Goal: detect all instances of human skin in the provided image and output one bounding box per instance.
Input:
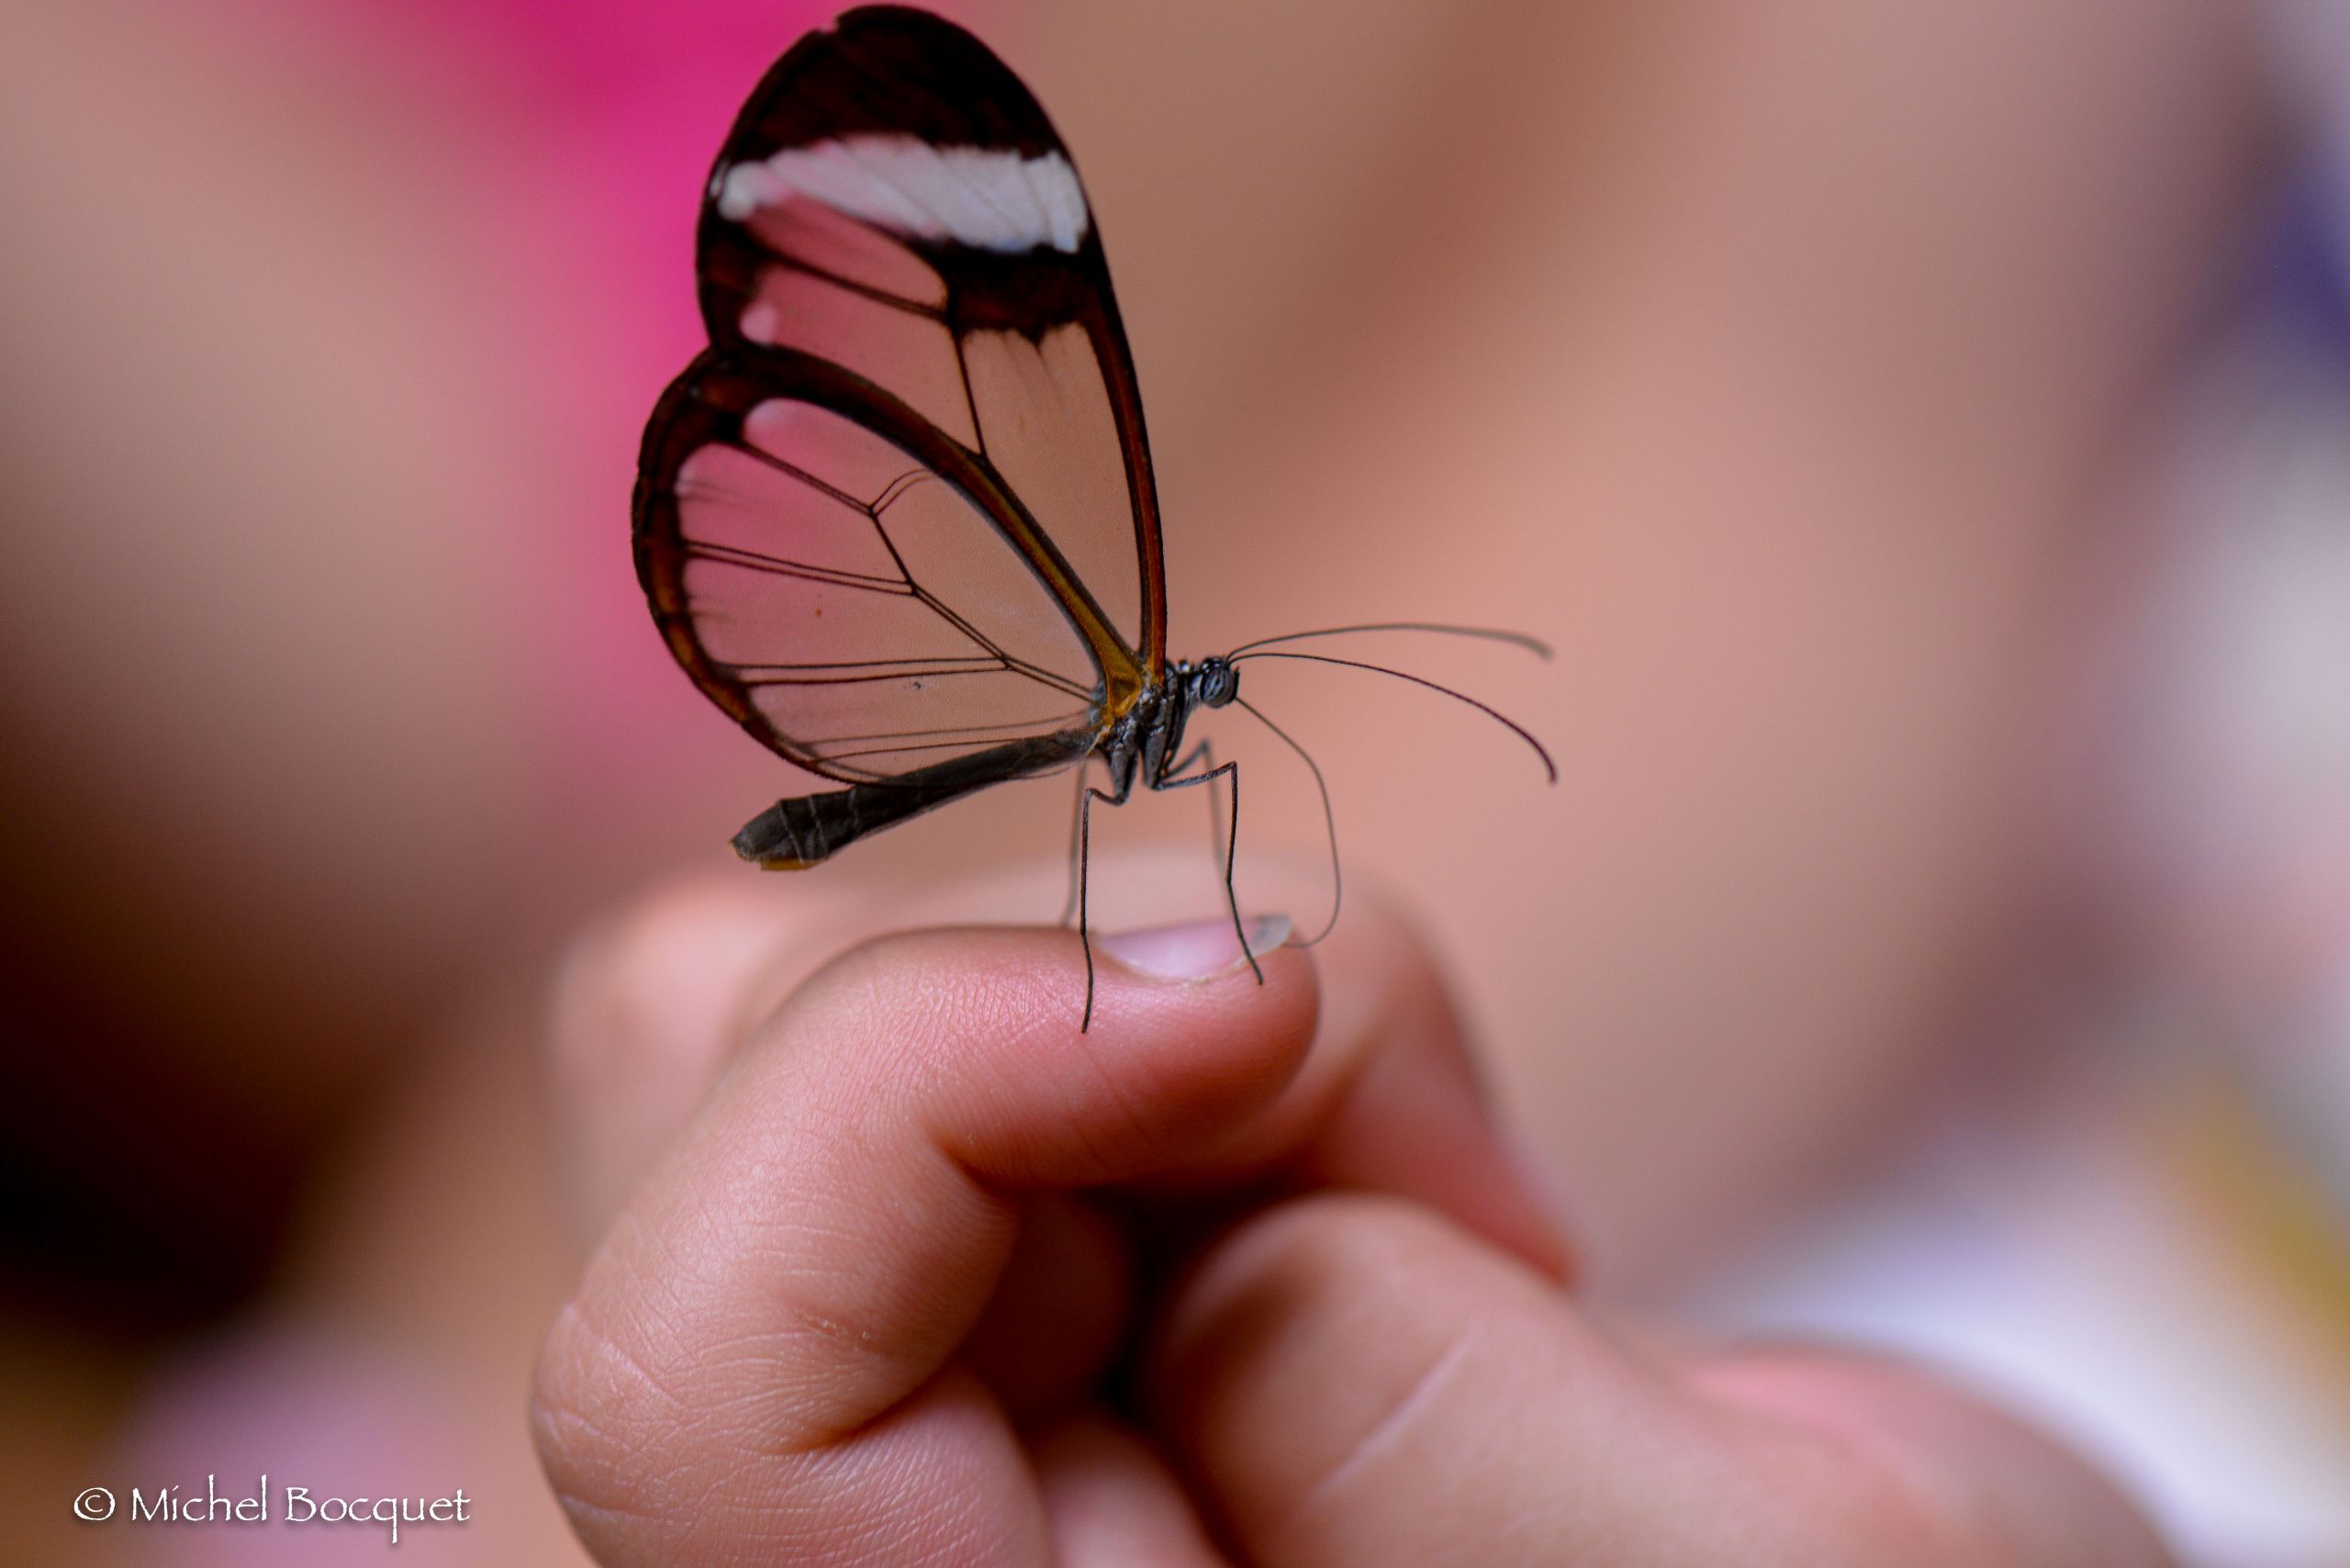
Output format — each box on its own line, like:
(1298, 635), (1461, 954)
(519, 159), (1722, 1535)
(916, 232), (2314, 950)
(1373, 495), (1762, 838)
(532, 883), (2170, 1565)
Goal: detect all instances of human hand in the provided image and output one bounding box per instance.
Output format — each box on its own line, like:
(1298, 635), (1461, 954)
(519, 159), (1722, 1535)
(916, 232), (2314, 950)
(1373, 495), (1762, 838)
(532, 878), (2169, 1565)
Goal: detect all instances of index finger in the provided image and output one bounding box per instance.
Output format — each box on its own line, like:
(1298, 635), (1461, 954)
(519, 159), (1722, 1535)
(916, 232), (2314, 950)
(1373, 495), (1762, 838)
(549, 876), (1572, 1280)
(533, 918), (1309, 1568)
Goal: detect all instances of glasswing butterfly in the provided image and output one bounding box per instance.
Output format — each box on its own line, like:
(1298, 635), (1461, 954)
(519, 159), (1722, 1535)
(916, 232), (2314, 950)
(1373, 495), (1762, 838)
(635, 5), (1552, 1027)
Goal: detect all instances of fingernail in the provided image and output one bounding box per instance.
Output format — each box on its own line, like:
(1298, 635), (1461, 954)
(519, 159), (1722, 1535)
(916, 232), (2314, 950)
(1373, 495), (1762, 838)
(1097, 914), (1292, 980)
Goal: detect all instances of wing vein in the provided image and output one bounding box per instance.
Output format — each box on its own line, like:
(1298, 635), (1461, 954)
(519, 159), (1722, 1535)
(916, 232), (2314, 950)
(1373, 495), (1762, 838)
(758, 252), (948, 321)
(684, 541), (912, 592)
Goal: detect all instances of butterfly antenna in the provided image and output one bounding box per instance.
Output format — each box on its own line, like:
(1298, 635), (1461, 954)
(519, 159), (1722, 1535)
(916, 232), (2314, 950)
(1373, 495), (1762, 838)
(1225, 622), (1552, 659)
(1232, 696), (1342, 946)
(1226, 651), (1558, 783)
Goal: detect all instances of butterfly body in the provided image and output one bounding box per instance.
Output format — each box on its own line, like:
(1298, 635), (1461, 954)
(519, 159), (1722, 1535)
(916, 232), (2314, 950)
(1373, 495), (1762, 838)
(1102, 656), (1238, 801)
(726, 654), (1237, 872)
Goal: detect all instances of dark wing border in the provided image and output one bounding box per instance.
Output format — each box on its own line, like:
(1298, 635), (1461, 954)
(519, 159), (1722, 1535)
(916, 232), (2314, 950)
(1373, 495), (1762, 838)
(633, 342), (1123, 787)
(691, 5), (1169, 678)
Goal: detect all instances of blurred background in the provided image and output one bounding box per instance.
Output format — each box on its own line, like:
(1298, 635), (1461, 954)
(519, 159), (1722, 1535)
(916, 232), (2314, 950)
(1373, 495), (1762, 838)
(2, 0), (2345, 1562)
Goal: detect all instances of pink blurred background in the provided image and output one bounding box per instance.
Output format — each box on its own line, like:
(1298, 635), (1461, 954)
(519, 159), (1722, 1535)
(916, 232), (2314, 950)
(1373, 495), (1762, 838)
(2, 1), (2347, 1563)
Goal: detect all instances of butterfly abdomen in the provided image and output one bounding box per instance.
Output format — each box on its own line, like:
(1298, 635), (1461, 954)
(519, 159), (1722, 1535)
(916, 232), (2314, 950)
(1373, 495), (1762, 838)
(732, 793), (834, 868)
(731, 775), (983, 868)
(733, 788), (893, 868)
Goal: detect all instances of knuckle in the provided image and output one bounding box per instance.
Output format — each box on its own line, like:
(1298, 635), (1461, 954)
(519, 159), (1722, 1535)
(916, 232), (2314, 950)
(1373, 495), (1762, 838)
(1168, 1196), (1464, 1384)
(1225, 1193), (1446, 1296)
(780, 930), (926, 1031)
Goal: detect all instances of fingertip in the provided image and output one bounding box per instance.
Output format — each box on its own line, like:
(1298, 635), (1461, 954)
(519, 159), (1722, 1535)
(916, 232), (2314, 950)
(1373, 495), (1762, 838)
(1094, 913), (1293, 981)
(782, 922), (1321, 1187)
(1032, 1415), (1228, 1568)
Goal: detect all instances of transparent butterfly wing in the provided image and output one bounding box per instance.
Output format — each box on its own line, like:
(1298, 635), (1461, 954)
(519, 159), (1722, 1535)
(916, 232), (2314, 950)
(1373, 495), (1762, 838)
(636, 6), (1167, 786)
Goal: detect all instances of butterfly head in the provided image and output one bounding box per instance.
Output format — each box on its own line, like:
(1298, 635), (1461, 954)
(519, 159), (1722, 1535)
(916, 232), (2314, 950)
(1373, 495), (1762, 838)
(1188, 656), (1239, 710)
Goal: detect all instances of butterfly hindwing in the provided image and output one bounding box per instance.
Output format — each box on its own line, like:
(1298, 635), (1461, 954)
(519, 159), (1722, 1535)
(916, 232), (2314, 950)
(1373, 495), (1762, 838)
(636, 347), (1105, 782)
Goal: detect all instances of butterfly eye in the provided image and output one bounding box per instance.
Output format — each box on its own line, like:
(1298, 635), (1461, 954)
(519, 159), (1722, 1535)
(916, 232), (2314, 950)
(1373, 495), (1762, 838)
(1199, 661), (1239, 708)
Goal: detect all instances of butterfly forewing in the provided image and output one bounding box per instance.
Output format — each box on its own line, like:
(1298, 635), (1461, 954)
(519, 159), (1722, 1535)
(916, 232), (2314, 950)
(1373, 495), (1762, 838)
(637, 6), (1169, 794)
(959, 320), (1145, 659)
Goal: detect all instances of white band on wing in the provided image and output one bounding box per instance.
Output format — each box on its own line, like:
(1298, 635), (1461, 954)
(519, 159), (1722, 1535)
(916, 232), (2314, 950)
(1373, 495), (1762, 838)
(715, 134), (1091, 254)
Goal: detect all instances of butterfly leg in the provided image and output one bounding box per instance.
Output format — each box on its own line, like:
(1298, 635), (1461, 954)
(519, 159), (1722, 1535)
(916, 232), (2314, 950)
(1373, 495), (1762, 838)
(1161, 739), (1230, 879)
(1075, 769), (1135, 1032)
(1058, 756), (1094, 928)
(1151, 759), (1261, 991)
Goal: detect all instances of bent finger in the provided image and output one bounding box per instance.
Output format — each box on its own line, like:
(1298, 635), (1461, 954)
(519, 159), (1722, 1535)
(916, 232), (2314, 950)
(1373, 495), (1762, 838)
(535, 918), (1310, 1568)
(1032, 1413), (1233, 1568)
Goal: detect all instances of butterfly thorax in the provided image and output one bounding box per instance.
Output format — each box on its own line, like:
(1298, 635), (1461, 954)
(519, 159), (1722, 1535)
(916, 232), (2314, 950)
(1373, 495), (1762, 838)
(1102, 656), (1239, 793)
